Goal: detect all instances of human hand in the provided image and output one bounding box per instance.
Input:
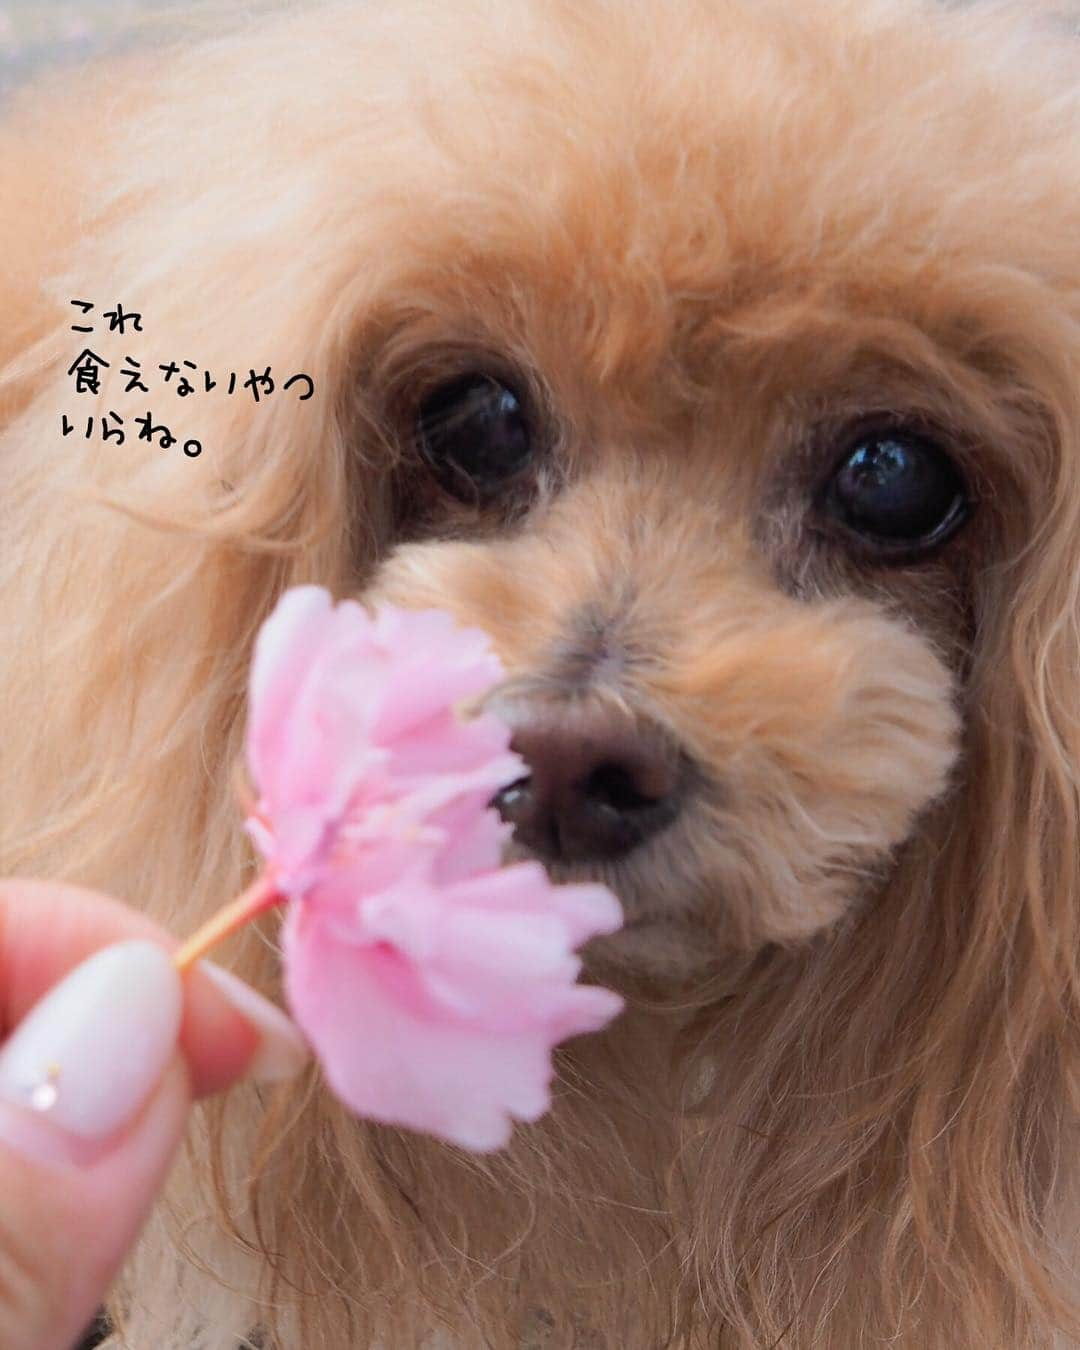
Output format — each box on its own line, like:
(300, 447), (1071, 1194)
(0, 878), (308, 1350)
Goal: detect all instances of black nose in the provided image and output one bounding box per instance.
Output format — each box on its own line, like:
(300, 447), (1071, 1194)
(491, 703), (681, 863)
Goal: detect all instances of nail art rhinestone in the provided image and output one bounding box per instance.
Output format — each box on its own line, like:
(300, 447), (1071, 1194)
(29, 1062), (61, 1112)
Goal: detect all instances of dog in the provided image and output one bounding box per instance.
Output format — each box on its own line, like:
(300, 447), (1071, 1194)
(2, 0), (1080, 1344)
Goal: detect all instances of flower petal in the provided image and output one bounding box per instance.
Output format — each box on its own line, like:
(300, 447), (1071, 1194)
(284, 903), (563, 1150)
(244, 587), (626, 1151)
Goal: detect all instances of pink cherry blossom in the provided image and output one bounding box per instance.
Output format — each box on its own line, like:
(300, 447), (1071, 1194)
(244, 586), (624, 1150)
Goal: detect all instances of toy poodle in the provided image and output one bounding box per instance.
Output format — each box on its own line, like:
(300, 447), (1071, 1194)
(1, 0), (1079, 1345)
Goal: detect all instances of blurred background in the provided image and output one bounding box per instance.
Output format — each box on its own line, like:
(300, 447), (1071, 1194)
(0, 1), (285, 96)
(0, 2), (177, 93)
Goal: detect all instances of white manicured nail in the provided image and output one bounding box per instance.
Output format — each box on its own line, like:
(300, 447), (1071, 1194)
(0, 941), (182, 1142)
(198, 962), (309, 1082)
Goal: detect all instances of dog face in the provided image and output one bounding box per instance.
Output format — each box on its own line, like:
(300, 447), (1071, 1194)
(341, 0), (1075, 983)
(374, 449), (961, 975)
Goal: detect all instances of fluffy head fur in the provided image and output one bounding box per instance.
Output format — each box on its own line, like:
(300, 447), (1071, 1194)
(1, 0), (1080, 1345)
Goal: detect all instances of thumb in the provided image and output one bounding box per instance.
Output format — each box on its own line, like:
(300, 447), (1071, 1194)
(0, 940), (193, 1350)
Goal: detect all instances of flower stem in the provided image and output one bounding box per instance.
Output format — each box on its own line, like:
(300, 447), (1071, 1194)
(173, 871), (284, 973)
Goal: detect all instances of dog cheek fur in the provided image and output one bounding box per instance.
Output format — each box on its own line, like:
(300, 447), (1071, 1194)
(679, 612), (961, 947)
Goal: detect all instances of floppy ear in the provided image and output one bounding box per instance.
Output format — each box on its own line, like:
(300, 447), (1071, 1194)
(0, 228), (381, 923)
(901, 320), (1080, 1345)
(930, 315), (1080, 1333)
(0, 36), (418, 1347)
(670, 276), (1080, 1346)
(0, 8), (418, 918)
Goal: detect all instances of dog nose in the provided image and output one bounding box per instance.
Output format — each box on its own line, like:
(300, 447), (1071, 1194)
(491, 704), (681, 863)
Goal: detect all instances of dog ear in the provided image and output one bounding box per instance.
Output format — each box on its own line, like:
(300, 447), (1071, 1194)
(0, 247), (387, 895)
(0, 59), (411, 1341)
(0, 21), (413, 899)
(925, 335), (1080, 1342)
(675, 306), (1080, 1344)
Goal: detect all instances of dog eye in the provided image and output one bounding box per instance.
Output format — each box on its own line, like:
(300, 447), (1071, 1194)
(415, 374), (533, 500)
(820, 429), (970, 553)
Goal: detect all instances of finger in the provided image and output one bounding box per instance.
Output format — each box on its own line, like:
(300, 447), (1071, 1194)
(0, 1063), (192, 1350)
(0, 936), (192, 1350)
(0, 878), (306, 1096)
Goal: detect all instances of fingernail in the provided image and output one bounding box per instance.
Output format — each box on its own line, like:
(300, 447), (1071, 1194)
(0, 941), (182, 1143)
(197, 962), (309, 1082)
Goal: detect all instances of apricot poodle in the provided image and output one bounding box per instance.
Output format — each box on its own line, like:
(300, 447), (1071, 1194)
(1, 0), (1079, 1345)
